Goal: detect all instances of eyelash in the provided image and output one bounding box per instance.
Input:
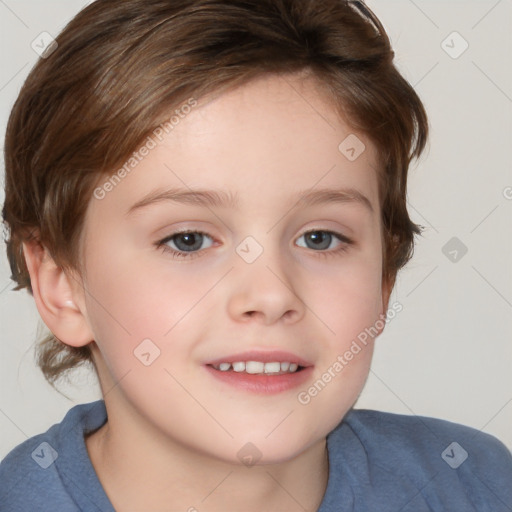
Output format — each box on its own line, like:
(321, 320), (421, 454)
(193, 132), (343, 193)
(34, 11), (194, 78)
(155, 229), (354, 260)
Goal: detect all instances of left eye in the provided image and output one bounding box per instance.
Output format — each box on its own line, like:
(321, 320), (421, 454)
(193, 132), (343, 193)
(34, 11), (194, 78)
(296, 230), (347, 251)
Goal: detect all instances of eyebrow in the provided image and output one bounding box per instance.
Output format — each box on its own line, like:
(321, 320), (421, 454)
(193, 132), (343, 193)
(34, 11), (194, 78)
(126, 186), (374, 215)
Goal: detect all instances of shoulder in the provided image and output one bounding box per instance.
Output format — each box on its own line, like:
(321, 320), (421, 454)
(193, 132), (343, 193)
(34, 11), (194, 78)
(0, 400), (108, 511)
(342, 408), (510, 453)
(326, 409), (512, 510)
(0, 429), (74, 510)
(341, 408), (512, 466)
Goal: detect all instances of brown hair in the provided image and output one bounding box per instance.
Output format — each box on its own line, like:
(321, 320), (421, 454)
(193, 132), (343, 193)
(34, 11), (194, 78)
(2, 0), (428, 387)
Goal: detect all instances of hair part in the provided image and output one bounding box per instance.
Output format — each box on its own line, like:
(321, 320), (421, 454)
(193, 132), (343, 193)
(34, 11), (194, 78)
(2, 0), (428, 387)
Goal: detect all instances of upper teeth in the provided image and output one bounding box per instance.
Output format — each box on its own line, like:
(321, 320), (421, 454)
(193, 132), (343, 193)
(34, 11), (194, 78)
(213, 361), (299, 374)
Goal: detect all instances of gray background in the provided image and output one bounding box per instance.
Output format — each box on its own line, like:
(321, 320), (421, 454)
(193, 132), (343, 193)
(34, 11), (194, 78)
(1, 0), (511, 459)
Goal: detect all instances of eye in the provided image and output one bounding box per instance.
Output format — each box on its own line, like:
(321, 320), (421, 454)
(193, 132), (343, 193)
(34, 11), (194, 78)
(296, 230), (353, 255)
(155, 228), (353, 260)
(156, 230), (214, 259)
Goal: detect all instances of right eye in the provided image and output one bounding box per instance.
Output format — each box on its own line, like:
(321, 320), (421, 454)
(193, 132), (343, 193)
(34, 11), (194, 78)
(155, 230), (215, 259)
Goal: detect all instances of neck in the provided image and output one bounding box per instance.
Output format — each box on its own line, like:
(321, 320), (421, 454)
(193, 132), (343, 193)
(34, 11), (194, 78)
(85, 402), (329, 512)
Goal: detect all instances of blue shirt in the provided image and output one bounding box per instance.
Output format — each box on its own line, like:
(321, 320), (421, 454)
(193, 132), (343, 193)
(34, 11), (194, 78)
(1, 400), (511, 511)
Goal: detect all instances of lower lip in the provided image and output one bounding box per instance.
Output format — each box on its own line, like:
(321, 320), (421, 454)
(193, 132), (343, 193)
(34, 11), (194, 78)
(204, 365), (314, 394)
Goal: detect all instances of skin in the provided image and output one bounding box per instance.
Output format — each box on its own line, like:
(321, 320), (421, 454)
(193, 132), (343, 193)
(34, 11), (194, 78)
(24, 71), (391, 511)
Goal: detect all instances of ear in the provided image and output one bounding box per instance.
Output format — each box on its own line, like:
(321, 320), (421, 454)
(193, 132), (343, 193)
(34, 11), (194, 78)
(374, 274), (395, 338)
(22, 240), (93, 348)
(381, 274), (394, 315)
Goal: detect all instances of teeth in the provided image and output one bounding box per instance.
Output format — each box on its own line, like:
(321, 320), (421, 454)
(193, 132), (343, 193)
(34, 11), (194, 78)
(213, 361), (301, 374)
(246, 361), (265, 374)
(264, 362), (281, 374)
(232, 362), (245, 372)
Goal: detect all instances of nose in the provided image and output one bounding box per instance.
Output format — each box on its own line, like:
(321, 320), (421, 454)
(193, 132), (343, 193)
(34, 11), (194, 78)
(226, 252), (306, 326)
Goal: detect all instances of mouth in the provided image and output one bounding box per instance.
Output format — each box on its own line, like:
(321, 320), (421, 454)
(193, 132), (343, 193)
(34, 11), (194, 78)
(209, 360), (304, 375)
(204, 350), (313, 394)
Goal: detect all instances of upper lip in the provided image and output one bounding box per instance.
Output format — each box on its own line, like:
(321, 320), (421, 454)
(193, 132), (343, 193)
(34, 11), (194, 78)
(205, 350), (313, 367)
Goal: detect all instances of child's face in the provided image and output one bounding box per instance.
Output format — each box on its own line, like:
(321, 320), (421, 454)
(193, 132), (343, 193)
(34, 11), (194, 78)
(75, 73), (389, 463)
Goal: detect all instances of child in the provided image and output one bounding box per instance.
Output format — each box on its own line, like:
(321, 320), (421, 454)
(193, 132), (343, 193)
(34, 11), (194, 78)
(1, 0), (511, 510)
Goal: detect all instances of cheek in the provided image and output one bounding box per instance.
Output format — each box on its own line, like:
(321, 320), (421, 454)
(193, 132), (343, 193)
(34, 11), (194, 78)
(302, 252), (382, 394)
(311, 251), (384, 342)
(295, 258), (382, 435)
(81, 243), (210, 365)
(80, 240), (162, 351)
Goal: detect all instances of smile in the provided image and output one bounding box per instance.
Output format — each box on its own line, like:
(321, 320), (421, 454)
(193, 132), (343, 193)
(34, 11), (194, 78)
(210, 361), (301, 374)
(204, 350), (313, 394)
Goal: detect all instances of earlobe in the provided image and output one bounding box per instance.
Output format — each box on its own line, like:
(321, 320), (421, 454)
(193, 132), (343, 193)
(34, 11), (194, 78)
(22, 240), (93, 348)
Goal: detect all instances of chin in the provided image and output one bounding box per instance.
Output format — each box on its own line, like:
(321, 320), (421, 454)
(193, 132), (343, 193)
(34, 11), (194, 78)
(225, 430), (324, 467)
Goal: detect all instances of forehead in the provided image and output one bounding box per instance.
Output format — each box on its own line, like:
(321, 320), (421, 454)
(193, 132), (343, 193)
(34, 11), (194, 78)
(88, 73), (381, 222)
